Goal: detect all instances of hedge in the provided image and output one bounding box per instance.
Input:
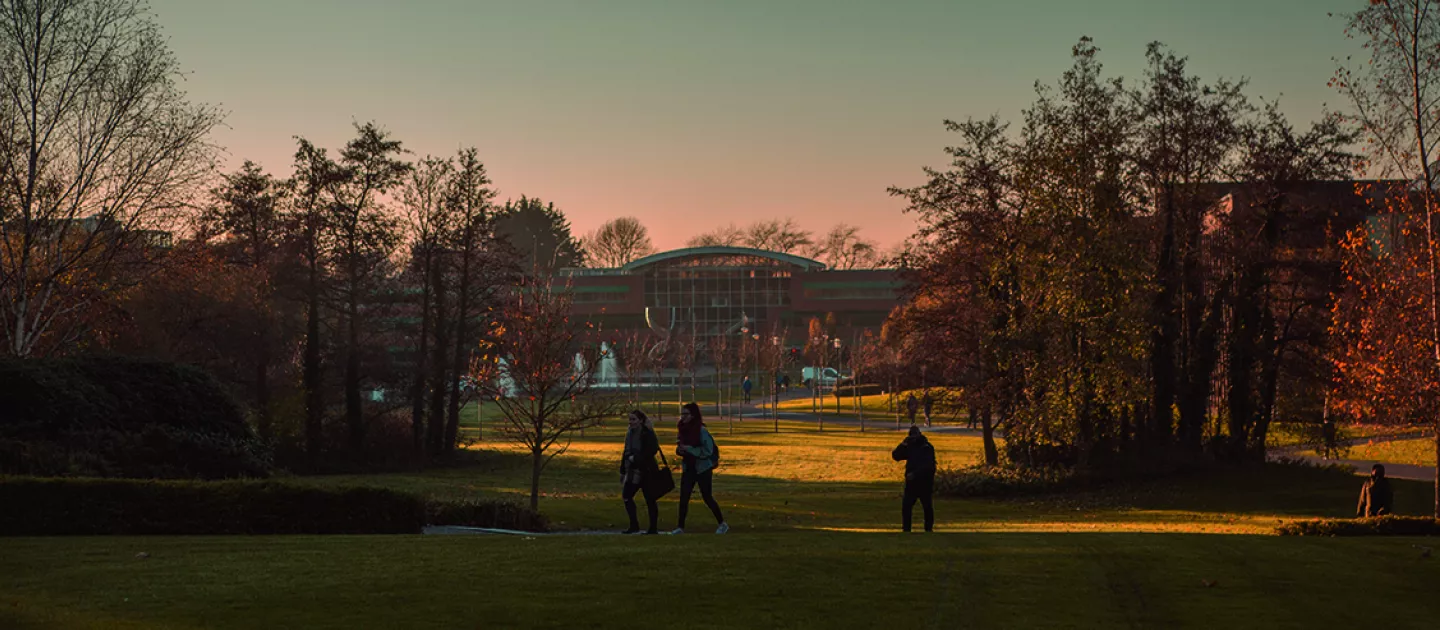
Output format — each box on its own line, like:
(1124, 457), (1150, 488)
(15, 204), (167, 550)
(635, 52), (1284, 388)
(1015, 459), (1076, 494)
(0, 357), (272, 479)
(933, 465), (1085, 498)
(833, 383), (885, 398)
(1277, 516), (1440, 537)
(0, 477), (548, 535)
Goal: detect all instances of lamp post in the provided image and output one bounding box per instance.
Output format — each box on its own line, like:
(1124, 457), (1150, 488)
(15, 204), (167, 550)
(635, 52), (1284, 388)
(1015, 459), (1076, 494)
(832, 337), (842, 416)
(770, 335), (780, 433)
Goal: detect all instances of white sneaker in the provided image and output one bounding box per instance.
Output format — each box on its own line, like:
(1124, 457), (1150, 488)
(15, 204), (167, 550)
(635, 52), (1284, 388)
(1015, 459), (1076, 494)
(715, 522), (729, 535)
(670, 528), (684, 535)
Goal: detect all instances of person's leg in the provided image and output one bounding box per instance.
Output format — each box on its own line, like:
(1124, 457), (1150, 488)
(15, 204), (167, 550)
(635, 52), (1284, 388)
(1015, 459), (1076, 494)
(677, 469), (696, 530)
(622, 482), (641, 531)
(902, 483), (916, 532)
(644, 491), (660, 533)
(920, 478), (935, 532)
(697, 470), (725, 524)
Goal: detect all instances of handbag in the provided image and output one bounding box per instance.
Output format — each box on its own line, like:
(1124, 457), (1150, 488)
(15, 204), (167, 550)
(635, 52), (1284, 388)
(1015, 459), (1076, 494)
(644, 449), (676, 501)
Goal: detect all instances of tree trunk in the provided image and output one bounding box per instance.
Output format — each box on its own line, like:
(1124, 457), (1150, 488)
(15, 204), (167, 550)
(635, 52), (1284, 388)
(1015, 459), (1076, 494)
(530, 446), (544, 512)
(411, 251), (432, 460)
(345, 303), (363, 454)
(983, 408), (1000, 466)
(1151, 196), (1179, 446)
(427, 258), (450, 457)
(445, 254), (471, 453)
(255, 341), (271, 441)
(304, 253), (323, 468)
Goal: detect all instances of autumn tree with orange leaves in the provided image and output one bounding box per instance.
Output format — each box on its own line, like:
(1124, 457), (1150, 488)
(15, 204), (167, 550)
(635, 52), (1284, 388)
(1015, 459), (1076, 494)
(1332, 0), (1440, 517)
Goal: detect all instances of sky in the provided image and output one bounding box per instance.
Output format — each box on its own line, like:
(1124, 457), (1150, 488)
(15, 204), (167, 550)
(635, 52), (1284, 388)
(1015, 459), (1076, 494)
(148, 0), (1365, 252)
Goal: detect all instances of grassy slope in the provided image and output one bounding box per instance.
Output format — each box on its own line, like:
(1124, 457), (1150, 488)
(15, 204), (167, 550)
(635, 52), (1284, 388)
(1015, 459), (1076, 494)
(5, 426), (1438, 629)
(2, 534), (1438, 629)
(296, 425), (1433, 534)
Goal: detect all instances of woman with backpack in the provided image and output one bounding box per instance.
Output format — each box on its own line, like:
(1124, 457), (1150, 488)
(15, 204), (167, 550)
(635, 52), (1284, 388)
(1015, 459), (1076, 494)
(620, 409), (662, 534)
(673, 402), (728, 534)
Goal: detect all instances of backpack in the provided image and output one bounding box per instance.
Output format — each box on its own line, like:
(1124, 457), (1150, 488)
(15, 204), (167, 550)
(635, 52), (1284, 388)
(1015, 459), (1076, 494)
(703, 428), (721, 468)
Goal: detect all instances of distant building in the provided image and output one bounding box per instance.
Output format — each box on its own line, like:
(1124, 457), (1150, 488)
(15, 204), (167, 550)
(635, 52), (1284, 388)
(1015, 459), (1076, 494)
(557, 246), (900, 345)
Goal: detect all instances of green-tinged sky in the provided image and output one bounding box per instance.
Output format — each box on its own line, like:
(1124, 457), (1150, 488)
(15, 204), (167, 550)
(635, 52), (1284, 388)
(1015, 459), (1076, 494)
(150, 0), (1365, 251)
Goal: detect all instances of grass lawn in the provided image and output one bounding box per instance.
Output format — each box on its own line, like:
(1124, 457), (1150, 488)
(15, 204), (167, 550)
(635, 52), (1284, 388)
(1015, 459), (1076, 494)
(3, 533), (1439, 629)
(296, 424), (1431, 535)
(6, 425), (1439, 628)
(1332, 436), (1439, 468)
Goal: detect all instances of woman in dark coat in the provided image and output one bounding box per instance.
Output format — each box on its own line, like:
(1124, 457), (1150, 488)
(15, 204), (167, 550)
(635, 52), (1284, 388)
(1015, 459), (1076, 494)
(621, 409), (662, 534)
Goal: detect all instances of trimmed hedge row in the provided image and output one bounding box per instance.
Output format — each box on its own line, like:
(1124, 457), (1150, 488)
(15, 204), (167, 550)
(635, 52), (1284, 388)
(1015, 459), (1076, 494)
(1277, 516), (1440, 537)
(0, 477), (548, 535)
(0, 357), (272, 479)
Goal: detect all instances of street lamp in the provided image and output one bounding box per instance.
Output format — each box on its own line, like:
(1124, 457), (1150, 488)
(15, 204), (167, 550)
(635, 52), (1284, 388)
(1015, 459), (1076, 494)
(770, 335), (781, 432)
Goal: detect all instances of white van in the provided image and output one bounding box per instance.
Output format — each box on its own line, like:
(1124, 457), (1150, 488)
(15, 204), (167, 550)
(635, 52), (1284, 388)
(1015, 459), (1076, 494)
(801, 367), (846, 389)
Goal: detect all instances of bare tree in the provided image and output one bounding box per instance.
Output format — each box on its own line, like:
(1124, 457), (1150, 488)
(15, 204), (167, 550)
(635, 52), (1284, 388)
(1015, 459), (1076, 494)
(744, 218), (813, 253)
(686, 223), (745, 248)
(811, 224), (879, 269)
(402, 156), (453, 458)
(0, 0), (222, 357)
(472, 281), (619, 510)
(442, 148), (505, 454)
(584, 216), (654, 267)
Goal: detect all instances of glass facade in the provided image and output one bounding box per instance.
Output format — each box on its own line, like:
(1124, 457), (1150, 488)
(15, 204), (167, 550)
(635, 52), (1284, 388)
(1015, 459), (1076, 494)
(641, 254), (797, 337)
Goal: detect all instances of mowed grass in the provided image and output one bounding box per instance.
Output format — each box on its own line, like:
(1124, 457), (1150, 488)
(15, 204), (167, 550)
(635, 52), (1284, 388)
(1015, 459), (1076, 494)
(294, 422), (1433, 534)
(1338, 436), (1438, 468)
(5, 427), (1440, 628)
(3, 533), (1439, 629)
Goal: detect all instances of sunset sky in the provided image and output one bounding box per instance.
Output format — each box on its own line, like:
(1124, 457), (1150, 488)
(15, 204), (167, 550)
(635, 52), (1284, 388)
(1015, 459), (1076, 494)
(150, 0), (1362, 252)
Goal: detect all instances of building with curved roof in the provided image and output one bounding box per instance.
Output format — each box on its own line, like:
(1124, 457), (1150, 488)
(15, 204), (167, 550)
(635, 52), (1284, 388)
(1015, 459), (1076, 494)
(557, 245), (900, 345)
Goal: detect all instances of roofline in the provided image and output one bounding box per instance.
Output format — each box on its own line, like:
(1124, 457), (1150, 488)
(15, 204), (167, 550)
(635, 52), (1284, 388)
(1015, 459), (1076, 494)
(619, 246), (827, 272)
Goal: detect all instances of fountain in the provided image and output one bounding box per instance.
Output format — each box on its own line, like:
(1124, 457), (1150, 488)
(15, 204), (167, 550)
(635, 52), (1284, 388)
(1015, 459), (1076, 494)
(597, 341), (619, 387)
(495, 356), (518, 398)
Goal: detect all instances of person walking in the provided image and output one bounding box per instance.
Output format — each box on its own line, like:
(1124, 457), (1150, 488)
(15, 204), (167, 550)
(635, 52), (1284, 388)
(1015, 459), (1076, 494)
(620, 410), (662, 534)
(673, 402), (728, 534)
(922, 392), (934, 427)
(906, 393), (919, 426)
(891, 425), (937, 532)
(742, 376), (753, 404)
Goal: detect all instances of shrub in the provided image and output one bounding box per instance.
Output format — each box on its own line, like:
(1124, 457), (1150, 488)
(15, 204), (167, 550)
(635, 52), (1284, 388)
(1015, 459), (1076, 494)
(426, 499), (549, 532)
(0, 357), (272, 479)
(0, 477), (552, 535)
(933, 465), (1086, 498)
(834, 383), (885, 398)
(1277, 516), (1440, 537)
(0, 477), (422, 535)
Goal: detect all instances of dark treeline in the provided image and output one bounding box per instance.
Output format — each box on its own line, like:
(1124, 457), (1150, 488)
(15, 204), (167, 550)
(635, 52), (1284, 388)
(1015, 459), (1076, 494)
(889, 39), (1362, 473)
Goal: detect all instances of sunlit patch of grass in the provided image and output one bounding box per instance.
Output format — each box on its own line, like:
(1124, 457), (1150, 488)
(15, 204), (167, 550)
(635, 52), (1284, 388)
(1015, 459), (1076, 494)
(1326, 436), (1438, 467)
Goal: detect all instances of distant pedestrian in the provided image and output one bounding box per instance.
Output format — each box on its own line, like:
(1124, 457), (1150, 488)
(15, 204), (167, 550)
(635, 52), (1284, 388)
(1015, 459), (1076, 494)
(742, 376), (753, 404)
(891, 426), (937, 532)
(620, 410), (662, 535)
(674, 403), (728, 535)
(906, 393), (919, 426)
(782, 374), (791, 393)
(1320, 416), (1338, 460)
(922, 392), (934, 427)
(1356, 464), (1394, 518)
